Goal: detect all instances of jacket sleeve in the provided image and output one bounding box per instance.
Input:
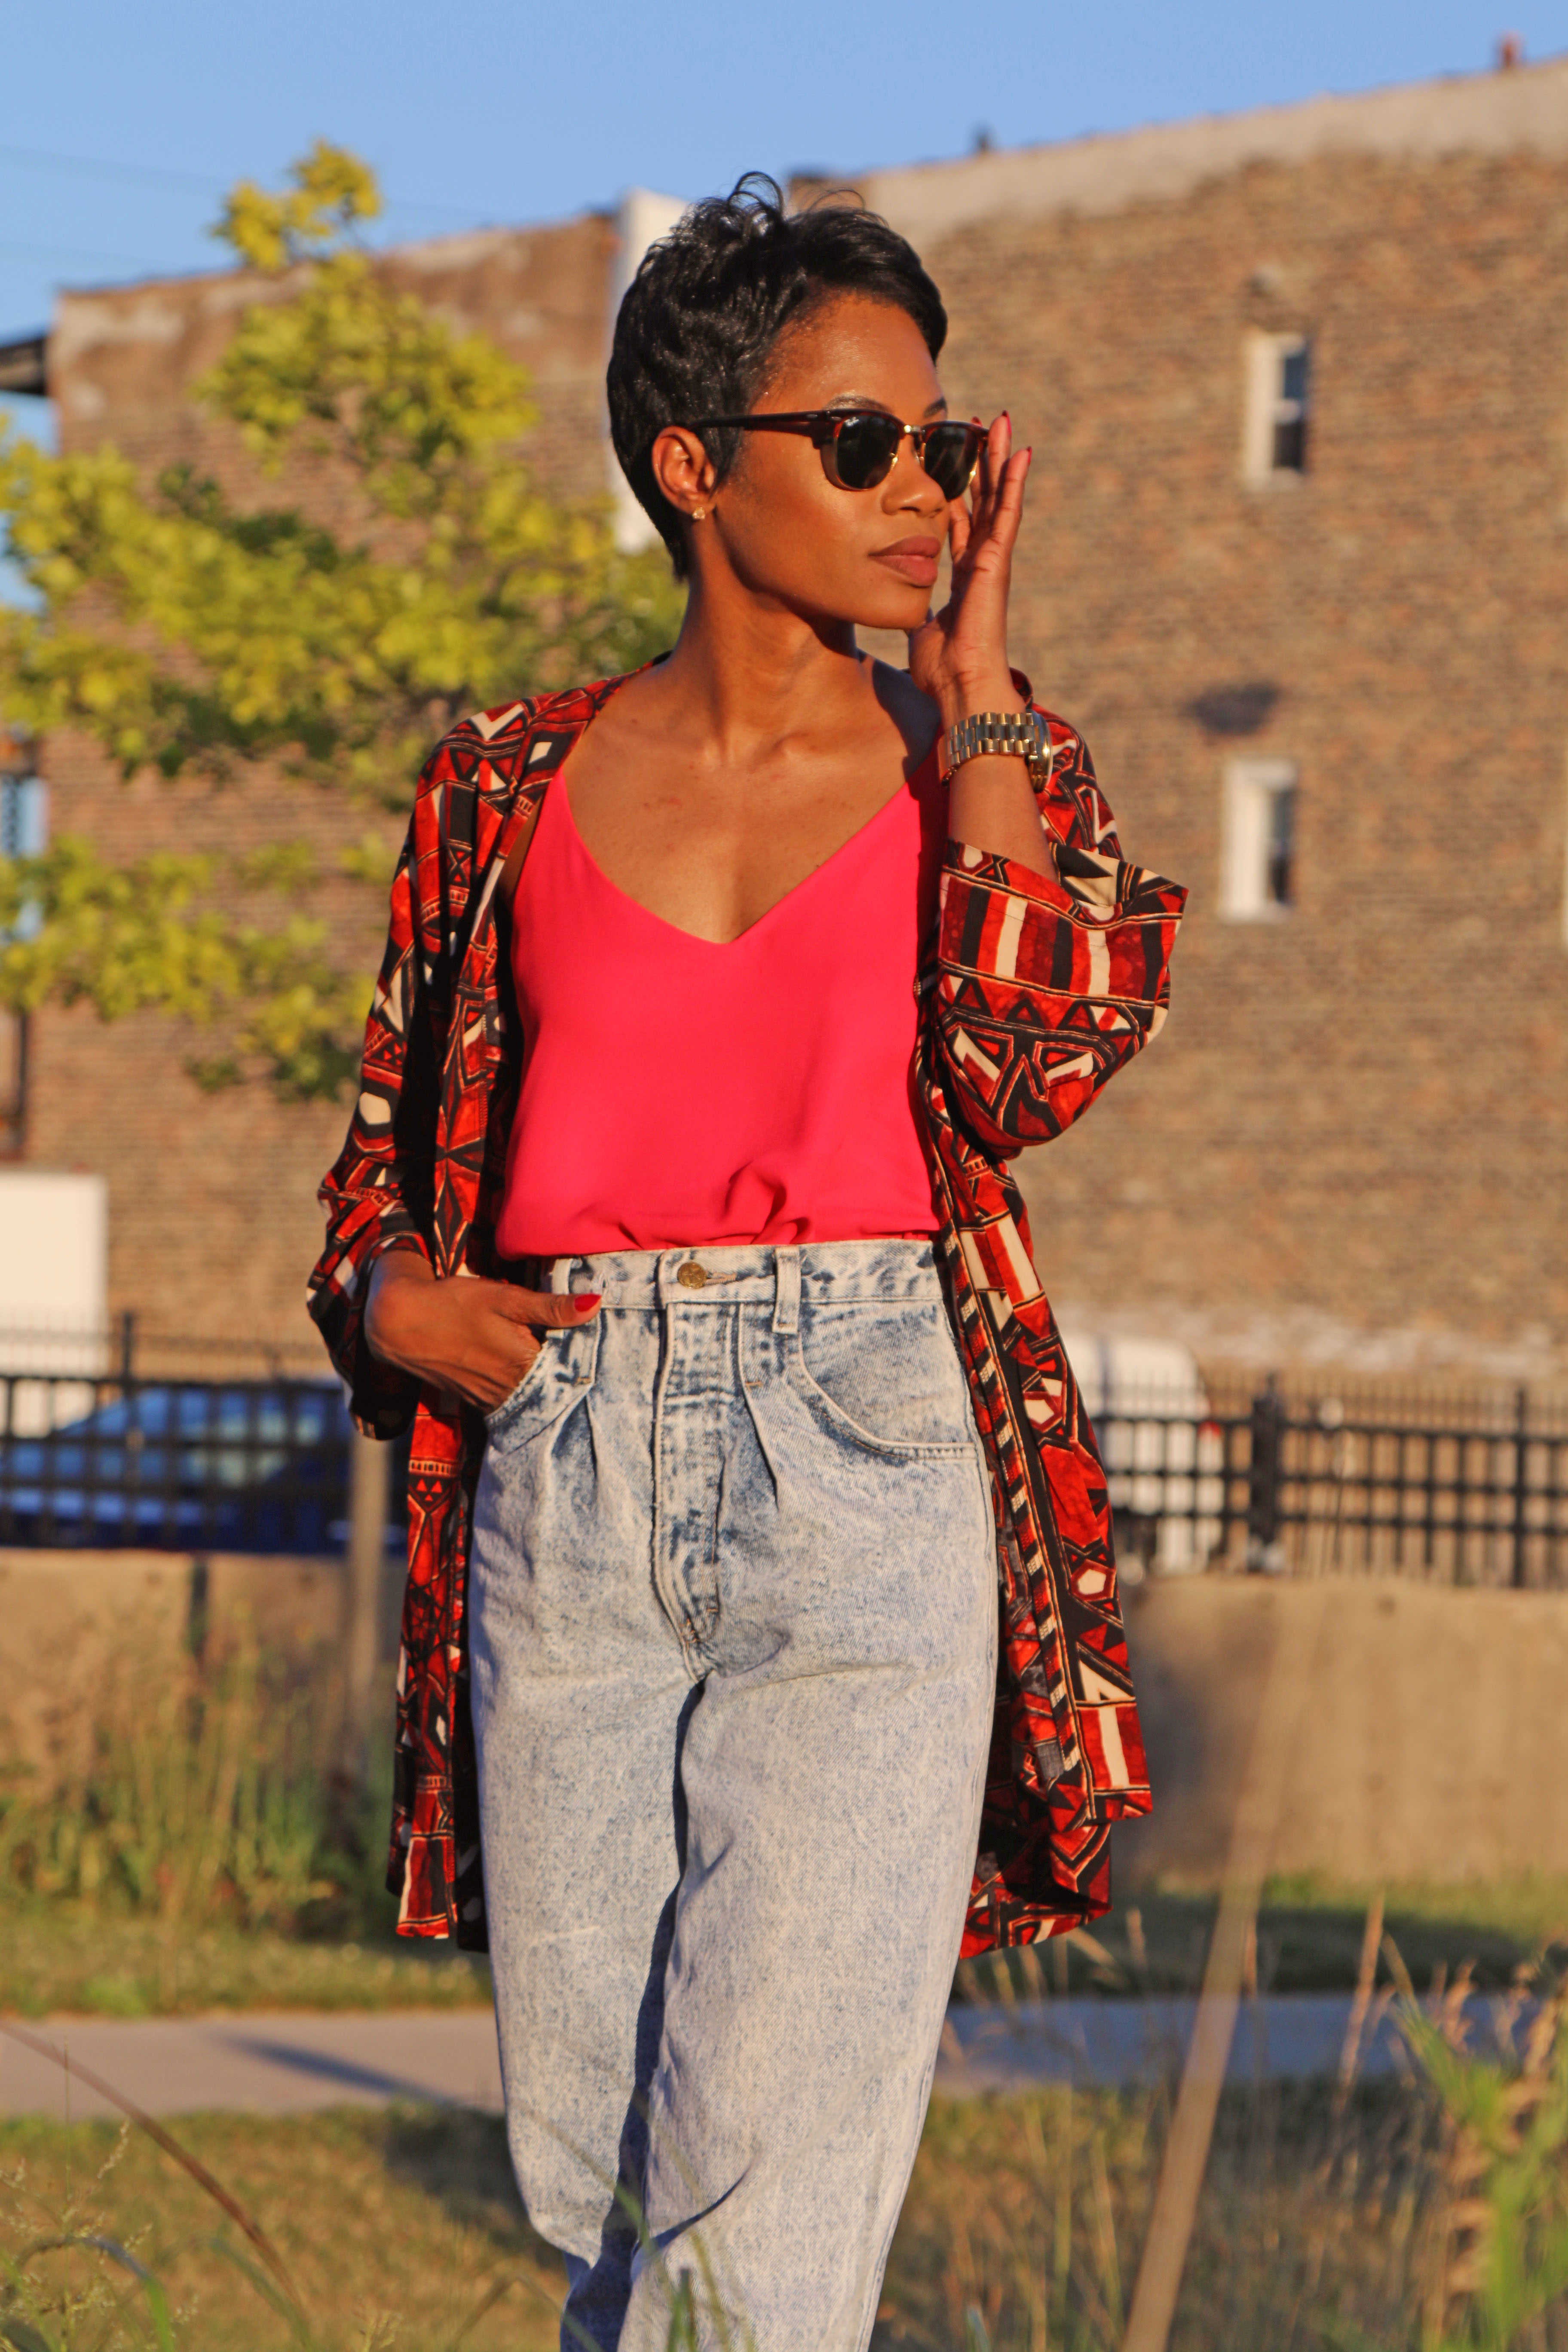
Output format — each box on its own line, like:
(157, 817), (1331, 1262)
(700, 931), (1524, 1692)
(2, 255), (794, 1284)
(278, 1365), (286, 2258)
(931, 712), (1187, 1158)
(306, 770), (445, 1438)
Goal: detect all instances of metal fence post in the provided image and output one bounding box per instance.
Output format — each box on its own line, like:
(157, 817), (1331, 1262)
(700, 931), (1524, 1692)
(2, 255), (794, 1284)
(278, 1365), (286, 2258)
(117, 1309), (136, 1385)
(1246, 1377), (1283, 1573)
(1512, 1385), (1530, 1591)
(342, 1429), (391, 1778)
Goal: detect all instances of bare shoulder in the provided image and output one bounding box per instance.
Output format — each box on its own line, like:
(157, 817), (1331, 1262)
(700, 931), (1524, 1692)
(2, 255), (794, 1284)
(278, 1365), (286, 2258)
(554, 662), (678, 790)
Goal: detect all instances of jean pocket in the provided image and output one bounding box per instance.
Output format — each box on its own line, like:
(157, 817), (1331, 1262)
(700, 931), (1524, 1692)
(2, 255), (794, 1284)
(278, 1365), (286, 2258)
(789, 1300), (977, 1458)
(484, 1320), (599, 1454)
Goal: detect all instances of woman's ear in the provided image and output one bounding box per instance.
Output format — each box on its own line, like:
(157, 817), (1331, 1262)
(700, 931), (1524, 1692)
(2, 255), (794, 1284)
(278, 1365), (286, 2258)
(650, 426), (719, 521)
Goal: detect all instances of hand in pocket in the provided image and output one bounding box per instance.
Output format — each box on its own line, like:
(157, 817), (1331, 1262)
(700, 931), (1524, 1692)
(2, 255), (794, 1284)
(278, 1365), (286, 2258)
(364, 1255), (600, 1410)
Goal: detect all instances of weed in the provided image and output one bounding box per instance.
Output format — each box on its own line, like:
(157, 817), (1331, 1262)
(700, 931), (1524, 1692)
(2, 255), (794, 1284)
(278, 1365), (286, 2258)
(1395, 1956), (1568, 2351)
(7, 1673), (1568, 2346)
(0, 1638), (380, 1953)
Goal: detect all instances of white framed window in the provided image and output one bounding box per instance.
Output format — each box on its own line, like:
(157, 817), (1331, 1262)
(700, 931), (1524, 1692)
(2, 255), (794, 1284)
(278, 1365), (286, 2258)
(0, 770), (46, 862)
(1220, 758), (1296, 921)
(0, 769), (47, 939)
(0, 767), (44, 1155)
(1242, 332), (1310, 484)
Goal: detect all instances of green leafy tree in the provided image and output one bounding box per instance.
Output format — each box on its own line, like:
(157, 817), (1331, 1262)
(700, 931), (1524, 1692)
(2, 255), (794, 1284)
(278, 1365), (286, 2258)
(0, 142), (681, 1097)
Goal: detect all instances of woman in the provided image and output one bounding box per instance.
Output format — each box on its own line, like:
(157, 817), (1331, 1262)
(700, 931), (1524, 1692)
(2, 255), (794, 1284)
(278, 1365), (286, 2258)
(310, 179), (1184, 2352)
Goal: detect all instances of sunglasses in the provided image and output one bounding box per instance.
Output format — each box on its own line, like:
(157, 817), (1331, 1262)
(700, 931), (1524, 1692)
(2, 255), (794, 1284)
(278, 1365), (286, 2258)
(688, 410), (986, 499)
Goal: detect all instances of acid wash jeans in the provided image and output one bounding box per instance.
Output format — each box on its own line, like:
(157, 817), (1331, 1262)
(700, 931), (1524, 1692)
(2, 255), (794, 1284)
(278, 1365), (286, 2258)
(469, 1238), (997, 2352)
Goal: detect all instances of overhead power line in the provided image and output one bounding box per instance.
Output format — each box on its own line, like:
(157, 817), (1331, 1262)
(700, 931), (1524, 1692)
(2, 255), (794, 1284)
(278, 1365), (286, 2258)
(0, 140), (490, 222)
(0, 239), (171, 272)
(0, 142), (225, 193)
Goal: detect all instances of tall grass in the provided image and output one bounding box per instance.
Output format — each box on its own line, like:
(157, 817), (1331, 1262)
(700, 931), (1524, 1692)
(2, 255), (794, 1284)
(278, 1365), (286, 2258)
(10, 1985), (1562, 2350)
(0, 1635), (490, 2018)
(0, 1635), (377, 1952)
(2, 1988), (1567, 2348)
(0, 2091), (750, 2352)
(883, 1961), (1568, 2349)
(1399, 1961), (1568, 2351)
(4, 1664), (1568, 2349)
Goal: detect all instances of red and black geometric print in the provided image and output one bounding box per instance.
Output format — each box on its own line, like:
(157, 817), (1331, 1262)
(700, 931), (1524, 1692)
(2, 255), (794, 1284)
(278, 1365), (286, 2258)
(308, 675), (1186, 1951)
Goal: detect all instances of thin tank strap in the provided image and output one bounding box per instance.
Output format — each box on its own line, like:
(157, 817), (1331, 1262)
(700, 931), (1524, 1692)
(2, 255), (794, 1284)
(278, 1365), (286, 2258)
(497, 777), (549, 912)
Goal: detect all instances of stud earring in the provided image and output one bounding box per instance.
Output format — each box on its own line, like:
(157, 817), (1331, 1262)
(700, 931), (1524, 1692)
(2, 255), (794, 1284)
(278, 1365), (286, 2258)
(691, 506), (707, 521)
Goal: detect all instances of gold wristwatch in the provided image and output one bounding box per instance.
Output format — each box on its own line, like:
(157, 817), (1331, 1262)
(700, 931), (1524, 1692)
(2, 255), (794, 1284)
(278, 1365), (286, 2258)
(939, 707), (1048, 784)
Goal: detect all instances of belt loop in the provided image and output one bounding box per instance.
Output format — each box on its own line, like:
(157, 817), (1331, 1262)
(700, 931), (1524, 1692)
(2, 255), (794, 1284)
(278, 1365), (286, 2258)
(772, 1246), (800, 1336)
(549, 1257), (573, 1295)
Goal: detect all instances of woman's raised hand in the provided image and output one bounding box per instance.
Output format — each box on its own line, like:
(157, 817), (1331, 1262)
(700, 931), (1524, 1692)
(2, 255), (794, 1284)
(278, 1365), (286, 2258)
(363, 1253), (600, 1412)
(906, 412), (1030, 727)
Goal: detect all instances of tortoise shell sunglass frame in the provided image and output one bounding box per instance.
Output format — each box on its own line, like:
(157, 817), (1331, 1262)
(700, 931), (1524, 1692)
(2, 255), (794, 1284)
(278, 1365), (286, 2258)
(686, 410), (987, 500)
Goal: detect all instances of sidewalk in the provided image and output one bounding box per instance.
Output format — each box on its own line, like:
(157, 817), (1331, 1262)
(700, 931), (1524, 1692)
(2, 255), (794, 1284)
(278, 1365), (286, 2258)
(0, 2009), (506, 2123)
(940, 1991), (1415, 2093)
(0, 1992), (1436, 2124)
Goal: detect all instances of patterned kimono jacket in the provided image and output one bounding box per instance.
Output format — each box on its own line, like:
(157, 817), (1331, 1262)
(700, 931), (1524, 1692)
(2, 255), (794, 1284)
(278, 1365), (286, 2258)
(307, 674), (1186, 1954)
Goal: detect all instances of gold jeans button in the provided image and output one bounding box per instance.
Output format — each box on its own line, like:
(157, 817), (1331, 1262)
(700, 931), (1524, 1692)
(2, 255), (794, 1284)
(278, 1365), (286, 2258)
(677, 1261), (710, 1289)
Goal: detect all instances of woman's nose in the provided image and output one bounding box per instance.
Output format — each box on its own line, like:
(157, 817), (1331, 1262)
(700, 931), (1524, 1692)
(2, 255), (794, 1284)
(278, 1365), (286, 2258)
(888, 438), (949, 514)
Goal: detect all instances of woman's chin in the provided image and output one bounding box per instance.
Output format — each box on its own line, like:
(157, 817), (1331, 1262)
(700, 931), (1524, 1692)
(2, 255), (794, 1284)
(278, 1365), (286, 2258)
(847, 585), (934, 638)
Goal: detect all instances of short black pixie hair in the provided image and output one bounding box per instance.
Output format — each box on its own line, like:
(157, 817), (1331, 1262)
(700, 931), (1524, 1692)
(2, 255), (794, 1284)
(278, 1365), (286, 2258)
(607, 175), (947, 578)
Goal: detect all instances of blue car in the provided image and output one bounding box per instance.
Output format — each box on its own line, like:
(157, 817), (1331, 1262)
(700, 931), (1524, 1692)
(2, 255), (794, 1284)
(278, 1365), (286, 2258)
(0, 1378), (398, 1553)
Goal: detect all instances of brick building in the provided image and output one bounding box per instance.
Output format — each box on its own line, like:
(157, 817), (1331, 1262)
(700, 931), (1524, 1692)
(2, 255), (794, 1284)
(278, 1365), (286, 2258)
(0, 210), (628, 1356)
(3, 59), (1567, 1377)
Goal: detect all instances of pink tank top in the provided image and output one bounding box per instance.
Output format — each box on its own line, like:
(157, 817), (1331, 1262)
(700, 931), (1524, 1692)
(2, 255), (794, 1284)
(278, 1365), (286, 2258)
(495, 757), (943, 1259)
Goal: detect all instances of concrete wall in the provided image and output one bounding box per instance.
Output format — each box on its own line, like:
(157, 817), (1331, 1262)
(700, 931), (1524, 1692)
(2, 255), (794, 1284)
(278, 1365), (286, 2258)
(5, 1550), (1565, 1894)
(0, 1547), (347, 1781)
(1120, 1573), (1568, 1887)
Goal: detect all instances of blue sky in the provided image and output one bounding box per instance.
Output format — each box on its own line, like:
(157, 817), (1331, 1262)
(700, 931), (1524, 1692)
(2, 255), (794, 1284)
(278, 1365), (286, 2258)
(6, 0), (1558, 576)
(5, 0), (1564, 367)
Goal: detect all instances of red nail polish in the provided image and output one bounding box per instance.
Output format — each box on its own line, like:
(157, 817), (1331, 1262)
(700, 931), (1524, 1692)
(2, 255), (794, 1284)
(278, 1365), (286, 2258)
(575, 1293), (601, 1314)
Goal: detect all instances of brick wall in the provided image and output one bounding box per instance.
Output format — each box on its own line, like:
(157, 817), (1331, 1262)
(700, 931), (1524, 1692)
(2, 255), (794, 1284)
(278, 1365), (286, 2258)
(22, 751), (378, 1342)
(851, 75), (1568, 1375)
(19, 73), (1568, 1372)
(24, 212), (615, 1346)
(48, 210), (613, 492)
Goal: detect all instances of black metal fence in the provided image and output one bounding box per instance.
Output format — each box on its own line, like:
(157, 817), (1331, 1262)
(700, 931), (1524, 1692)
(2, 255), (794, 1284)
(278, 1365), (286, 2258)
(1, 1330), (1565, 1585)
(0, 1361), (392, 1554)
(1098, 1378), (1568, 1589)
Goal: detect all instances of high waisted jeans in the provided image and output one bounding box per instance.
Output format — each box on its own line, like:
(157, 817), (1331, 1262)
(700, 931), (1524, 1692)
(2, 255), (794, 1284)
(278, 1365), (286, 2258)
(469, 1238), (997, 2352)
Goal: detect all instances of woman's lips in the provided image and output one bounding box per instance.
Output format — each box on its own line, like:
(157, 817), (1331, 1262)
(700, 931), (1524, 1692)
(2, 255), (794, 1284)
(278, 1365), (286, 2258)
(872, 538), (941, 587)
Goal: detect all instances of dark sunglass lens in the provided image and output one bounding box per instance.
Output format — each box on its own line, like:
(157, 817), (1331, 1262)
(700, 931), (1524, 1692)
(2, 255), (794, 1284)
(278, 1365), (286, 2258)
(923, 423), (981, 498)
(830, 413), (903, 489)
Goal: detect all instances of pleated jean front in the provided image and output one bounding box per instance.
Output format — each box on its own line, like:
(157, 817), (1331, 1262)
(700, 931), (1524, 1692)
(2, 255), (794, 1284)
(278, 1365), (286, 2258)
(469, 1237), (997, 2352)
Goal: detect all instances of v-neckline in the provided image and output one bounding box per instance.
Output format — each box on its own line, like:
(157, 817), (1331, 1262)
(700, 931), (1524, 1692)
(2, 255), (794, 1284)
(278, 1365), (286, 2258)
(552, 741), (936, 950)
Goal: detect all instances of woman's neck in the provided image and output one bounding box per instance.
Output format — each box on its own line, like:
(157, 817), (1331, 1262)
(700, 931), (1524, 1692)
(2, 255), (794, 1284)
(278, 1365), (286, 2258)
(636, 573), (891, 768)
